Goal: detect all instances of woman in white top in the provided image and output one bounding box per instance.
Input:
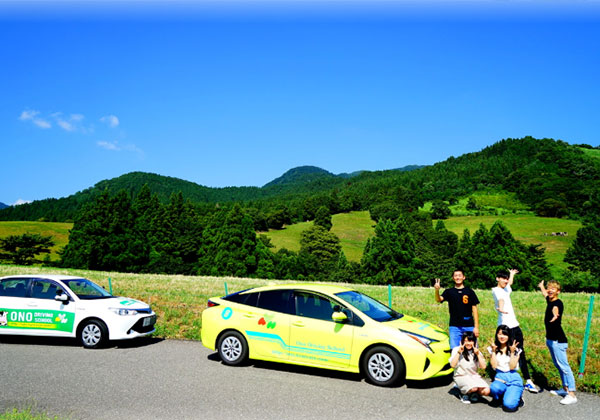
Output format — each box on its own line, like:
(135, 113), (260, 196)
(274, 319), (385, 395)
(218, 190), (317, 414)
(450, 331), (490, 403)
(488, 324), (524, 412)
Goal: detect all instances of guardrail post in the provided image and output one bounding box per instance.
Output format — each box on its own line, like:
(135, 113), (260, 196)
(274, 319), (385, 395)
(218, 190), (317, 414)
(388, 284), (392, 308)
(108, 277), (113, 295)
(578, 295), (595, 377)
(224, 281), (228, 296)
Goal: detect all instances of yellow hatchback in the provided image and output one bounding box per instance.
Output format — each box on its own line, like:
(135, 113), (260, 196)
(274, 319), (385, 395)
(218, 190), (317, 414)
(202, 284), (452, 386)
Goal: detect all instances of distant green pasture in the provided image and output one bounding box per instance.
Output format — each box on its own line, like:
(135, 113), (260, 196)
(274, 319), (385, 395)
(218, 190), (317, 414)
(440, 215), (581, 275)
(263, 211), (375, 262)
(0, 221), (72, 261)
(580, 147), (600, 159)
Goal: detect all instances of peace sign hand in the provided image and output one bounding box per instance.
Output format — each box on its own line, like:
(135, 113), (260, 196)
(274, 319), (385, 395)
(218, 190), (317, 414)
(434, 278), (441, 290)
(509, 340), (520, 354)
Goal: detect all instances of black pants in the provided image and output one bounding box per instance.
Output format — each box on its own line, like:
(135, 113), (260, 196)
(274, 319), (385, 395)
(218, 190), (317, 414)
(510, 326), (531, 380)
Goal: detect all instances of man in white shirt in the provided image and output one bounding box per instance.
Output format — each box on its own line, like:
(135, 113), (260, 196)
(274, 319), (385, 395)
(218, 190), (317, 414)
(492, 269), (539, 393)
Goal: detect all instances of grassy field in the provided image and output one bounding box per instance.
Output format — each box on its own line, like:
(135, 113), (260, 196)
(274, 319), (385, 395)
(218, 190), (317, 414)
(264, 211), (580, 277)
(263, 211), (375, 262)
(0, 221), (72, 262)
(1, 264), (598, 393)
(440, 215), (581, 276)
(422, 191), (531, 216)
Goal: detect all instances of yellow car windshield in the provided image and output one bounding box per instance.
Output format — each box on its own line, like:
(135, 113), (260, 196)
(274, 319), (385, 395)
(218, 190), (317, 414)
(336, 291), (403, 322)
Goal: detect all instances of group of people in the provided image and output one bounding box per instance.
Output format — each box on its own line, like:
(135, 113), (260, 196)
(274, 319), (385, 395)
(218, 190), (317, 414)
(434, 269), (577, 412)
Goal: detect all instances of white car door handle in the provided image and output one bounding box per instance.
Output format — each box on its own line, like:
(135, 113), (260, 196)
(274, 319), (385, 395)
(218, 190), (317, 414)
(27, 304), (38, 307)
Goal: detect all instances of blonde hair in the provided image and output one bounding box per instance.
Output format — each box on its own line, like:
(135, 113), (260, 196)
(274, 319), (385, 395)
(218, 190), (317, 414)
(547, 280), (561, 291)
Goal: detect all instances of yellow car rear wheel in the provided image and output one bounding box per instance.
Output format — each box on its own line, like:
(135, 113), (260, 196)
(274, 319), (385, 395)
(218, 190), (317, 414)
(217, 330), (248, 366)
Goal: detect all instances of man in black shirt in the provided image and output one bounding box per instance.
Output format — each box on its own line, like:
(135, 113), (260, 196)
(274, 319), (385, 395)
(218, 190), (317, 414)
(434, 269), (480, 349)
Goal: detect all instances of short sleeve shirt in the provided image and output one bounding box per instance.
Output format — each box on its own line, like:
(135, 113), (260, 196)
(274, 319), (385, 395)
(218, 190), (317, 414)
(441, 287), (480, 327)
(545, 297), (568, 343)
(492, 285), (519, 328)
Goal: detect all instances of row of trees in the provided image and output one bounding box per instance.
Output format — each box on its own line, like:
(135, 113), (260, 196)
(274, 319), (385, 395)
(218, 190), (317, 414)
(3, 193), (598, 292)
(51, 186), (566, 290)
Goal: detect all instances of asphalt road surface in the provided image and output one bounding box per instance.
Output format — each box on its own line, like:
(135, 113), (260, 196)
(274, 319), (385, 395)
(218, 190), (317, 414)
(1, 337), (597, 419)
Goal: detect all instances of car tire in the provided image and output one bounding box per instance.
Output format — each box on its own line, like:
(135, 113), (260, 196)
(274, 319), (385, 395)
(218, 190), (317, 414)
(217, 331), (248, 366)
(79, 320), (108, 349)
(362, 346), (405, 387)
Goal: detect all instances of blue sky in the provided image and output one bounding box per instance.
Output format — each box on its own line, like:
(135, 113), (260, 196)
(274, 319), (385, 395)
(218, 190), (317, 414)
(1, 1), (599, 206)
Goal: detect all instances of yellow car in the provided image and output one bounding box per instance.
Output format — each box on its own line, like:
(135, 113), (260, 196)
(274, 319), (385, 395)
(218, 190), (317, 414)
(201, 284), (451, 386)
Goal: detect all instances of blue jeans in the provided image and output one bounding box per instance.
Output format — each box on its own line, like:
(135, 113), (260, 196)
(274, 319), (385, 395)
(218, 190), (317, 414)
(490, 370), (524, 411)
(449, 326), (474, 348)
(546, 339), (576, 391)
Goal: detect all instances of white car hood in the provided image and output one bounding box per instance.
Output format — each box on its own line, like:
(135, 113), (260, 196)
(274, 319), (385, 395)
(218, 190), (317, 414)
(78, 296), (151, 310)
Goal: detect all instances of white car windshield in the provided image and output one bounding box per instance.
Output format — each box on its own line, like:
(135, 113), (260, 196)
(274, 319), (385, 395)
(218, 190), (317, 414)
(63, 278), (112, 300)
(335, 291), (403, 322)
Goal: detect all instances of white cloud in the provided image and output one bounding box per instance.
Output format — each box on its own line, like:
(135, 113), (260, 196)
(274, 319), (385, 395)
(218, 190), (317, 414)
(100, 115), (119, 128)
(19, 110), (39, 121)
(70, 114), (84, 121)
(97, 140), (120, 151)
(32, 118), (51, 129)
(13, 199), (32, 206)
(97, 140), (144, 157)
(19, 109), (51, 129)
(57, 119), (75, 131)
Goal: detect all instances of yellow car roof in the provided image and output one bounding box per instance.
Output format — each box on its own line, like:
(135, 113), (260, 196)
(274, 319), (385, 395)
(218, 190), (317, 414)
(234, 283), (355, 295)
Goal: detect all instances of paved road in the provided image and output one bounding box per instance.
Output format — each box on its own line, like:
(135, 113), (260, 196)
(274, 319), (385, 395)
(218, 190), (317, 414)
(0, 337), (597, 419)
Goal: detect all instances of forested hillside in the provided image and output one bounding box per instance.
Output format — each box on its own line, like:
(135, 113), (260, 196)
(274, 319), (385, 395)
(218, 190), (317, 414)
(1, 137), (598, 224)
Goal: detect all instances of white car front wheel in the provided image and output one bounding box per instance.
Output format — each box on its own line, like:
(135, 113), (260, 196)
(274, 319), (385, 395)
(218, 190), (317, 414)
(79, 320), (108, 349)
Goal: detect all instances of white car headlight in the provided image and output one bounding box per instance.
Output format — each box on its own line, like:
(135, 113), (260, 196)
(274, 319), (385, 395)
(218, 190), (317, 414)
(110, 308), (139, 316)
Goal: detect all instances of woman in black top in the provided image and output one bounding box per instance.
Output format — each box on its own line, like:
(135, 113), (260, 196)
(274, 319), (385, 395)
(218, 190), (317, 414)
(538, 280), (577, 405)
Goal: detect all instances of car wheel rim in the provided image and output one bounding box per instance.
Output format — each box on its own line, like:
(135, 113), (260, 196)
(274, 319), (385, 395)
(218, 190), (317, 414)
(221, 336), (242, 362)
(82, 324), (102, 346)
(367, 353), (394, 382)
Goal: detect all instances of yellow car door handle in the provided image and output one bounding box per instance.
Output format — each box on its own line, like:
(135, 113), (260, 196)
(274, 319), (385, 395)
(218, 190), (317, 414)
(243, 314), (255, 318)
(292, 321), (305, 327)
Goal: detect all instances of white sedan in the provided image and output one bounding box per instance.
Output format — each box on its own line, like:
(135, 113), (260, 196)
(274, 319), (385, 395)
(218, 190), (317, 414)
(0, 274), (156, 348)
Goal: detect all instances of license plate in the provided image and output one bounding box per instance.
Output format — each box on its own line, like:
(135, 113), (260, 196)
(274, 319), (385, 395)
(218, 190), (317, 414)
(143, 316), (155, 327)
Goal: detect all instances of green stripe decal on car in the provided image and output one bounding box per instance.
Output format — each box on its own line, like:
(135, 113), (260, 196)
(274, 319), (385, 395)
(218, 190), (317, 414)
(245, 330), (350, 359)
(0, 309), (75, 332)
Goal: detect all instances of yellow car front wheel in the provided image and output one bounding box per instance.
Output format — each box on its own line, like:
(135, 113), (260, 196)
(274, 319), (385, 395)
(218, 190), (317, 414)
(362, 346), (405, 387)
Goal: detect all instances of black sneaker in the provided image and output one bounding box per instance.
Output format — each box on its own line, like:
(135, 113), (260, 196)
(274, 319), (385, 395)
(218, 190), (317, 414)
(489, 398), (501, 408)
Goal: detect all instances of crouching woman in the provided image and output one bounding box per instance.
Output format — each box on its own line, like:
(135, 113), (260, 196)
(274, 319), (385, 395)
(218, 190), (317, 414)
(450, 331), (490, 403)
(488, 324), (524, 412)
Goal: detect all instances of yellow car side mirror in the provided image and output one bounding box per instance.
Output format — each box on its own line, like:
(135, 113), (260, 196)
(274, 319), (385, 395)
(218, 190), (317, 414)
(331, 311), (348, 323)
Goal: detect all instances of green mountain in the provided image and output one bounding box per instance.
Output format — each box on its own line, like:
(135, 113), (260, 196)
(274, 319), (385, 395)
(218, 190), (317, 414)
(1, 137), (598, 222)
(263, 166), (335, 187)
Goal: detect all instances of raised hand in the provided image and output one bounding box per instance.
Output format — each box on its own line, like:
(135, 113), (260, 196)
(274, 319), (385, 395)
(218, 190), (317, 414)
(434, 278), (441, 290)
(509, 340), (520, 354)
(457, 344), (464, 354)
(509, 268), (519, 276)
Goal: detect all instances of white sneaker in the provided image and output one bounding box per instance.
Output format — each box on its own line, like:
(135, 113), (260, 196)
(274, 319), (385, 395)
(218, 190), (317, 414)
(550, 389), (568, 397)
(525, 380), (539, 393)
(560, 395), (578, 405)
(460, 394), (471, 404)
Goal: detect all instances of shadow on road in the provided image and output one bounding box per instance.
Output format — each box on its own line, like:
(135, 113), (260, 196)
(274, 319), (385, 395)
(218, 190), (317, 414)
(0, 335), (163, 349)
(207, 351), (454, 389)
